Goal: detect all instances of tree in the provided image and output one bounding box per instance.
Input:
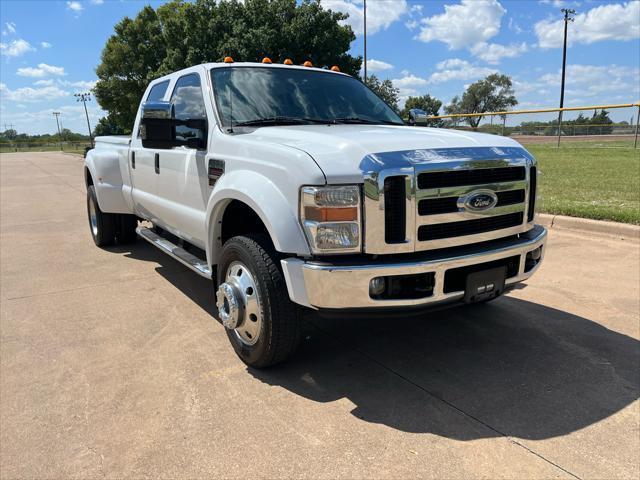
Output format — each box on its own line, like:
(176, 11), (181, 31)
(94, 0), (362, 131)
(444, 73), (518, 128)
(365, 74), (400, 113)
(1, 129), (17, 140)
(94, 114), (126, 137)
(400, 94), (443, 126)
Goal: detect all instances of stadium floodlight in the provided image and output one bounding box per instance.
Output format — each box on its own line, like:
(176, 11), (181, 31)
(557, 8), (576, 147)
(74, 92), (94, 147)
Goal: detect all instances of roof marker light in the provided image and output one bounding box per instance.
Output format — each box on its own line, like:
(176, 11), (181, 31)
(303, 60), (313, 67)
(283, 58), (293, 65)
(262, 57), (272, 64)
(224, 56), (234, 63)
(331, 65), (340, 72)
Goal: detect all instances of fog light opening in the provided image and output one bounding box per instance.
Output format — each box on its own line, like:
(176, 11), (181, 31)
(525, 246), (543, 272)
(369, 277), (386, 297)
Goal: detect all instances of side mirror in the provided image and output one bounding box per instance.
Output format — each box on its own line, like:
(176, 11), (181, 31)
(140, 101), (208, 150)
(140, 101), (176, 149)
(408, 108), (428, 126)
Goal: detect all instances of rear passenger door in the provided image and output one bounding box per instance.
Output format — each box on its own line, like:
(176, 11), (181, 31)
(130, 79), (170, 223)
(155, 72), (210, 247)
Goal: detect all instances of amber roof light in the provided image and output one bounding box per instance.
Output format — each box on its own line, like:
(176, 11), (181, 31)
(330, 65), (340, 72)
(283, 58), (293, 65)
(262, 57), (272, 64)
(303, 60), (313, 67)
(223, 56), (234, 63)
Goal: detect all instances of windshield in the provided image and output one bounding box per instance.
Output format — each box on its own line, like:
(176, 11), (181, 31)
(210, 66), (404, 128)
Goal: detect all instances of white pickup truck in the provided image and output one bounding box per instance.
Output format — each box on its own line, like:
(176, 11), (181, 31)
(85, 61), (546, 367)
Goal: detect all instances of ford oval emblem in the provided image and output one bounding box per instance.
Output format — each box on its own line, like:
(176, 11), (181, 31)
(461, 190), (498, 212)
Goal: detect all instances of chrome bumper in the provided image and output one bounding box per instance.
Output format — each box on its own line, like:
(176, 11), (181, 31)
(281, 225), (547, 310)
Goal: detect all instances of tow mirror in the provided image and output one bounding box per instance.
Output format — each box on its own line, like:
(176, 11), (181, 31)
(140, 101), (176, 149)
(140, 101), (208, 150)
(408, 108), (428, 126)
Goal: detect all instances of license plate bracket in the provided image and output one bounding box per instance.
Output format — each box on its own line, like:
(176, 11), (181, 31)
(464, 266), (507, 303)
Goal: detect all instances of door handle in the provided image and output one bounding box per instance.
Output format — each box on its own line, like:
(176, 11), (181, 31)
(131, 151), (135, 169)
(154, 153), (159, 174)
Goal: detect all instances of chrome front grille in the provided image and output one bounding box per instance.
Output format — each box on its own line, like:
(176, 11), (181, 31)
(362, 146), (537, 254)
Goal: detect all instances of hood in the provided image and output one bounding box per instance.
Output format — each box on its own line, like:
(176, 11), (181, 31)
(240, 124), (526, 183)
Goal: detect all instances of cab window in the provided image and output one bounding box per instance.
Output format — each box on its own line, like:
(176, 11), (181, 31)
(146, 80), (170, 102)
(171, 73), (207, 143)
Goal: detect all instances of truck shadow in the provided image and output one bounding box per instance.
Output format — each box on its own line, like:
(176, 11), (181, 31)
(121, 241), (640, 440)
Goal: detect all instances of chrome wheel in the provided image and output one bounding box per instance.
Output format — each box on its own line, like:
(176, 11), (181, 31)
(216, 261), (263, 346)
(88, 195), (98, 236)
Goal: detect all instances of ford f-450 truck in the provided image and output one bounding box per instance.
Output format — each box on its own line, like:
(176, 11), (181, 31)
(85, 61), (546, 367)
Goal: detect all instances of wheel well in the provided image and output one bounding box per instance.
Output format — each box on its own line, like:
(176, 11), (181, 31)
(85, 167), (94, 187)
(220, 200), (270, 245)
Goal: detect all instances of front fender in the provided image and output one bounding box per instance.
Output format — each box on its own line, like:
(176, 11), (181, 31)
(205, 169), (311, 265)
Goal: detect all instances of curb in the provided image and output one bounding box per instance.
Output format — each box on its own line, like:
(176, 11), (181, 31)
(537, 213), (640, 240)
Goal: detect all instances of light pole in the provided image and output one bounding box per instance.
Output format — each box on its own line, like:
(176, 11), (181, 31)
(74, 92), (94, 147)
(557, 8), (575, 147)
(52, 112), (62, 151)
(363, 0), (367, 83)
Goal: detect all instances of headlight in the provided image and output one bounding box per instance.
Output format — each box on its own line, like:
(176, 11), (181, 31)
(300, 185), (361, 254)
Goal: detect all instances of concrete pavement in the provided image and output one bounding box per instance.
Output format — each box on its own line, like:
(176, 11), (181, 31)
(1, 152), (639, 479)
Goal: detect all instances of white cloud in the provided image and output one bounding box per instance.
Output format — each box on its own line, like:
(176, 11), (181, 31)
(90, 0), (104, 4)
(66, 1), (83, 13)
(539, 0), (580, 8)
(41, 41), (52, 49)
(0, 103), (106, 135)
(2, 22), (17, 36)
(0, 83), (69, 102)
(392, 74), (429, 89)
(321, 0), (408, 35)
(470, 42), (528, 64)
(429, 58), (496, 83)
(32, 78), (96, 90)
(539, 64), (640, 97)
(416, 0), (505, 49)
(366, 59), (394, 72)
(535, 1), (640, 49)
(17, 63), (66, 78)
(0, 39), (34, 57)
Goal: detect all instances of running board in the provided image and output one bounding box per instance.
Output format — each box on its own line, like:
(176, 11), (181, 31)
(136, 227), (212, 279)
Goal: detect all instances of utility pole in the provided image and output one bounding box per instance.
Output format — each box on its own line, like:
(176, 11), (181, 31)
(74, 92), (94, 147)
(363, 0), (367, 83)
(52, 112), (62, 151)
(557, 8), (575, 147)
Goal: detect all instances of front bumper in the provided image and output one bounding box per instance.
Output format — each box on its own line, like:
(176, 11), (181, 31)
(281, 225), (547, 309)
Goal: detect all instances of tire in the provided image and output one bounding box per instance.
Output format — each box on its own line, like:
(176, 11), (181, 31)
(117, 214), (138, 244)
(87, 185), (116, 247)
(217, 235), (301, 368)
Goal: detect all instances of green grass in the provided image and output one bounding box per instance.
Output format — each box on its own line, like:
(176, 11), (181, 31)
(523, 143), (640, 224)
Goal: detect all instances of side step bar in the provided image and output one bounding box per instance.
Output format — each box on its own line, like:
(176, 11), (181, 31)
(136, 227), (212, 279)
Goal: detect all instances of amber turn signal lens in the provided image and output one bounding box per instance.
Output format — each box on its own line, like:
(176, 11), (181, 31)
(304, 206), (358, 222)
(303, 60), (313, 67)
(262, 57), (272, 64)
(283, 58), (293, 65)
(330, 65), (340, 72)
(223, 56), (234, 63)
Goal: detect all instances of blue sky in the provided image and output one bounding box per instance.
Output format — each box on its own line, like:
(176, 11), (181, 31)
(1, 0), (639, 134)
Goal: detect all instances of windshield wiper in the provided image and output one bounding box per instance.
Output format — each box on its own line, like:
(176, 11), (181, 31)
(234, 116), (330, 127)
(332, 117), (400, 125)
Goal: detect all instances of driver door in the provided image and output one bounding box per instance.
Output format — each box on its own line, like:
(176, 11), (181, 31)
(155, 72), (210, 248)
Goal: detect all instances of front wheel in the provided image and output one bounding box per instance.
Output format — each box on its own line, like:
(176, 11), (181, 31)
(216, 235), (301, 368)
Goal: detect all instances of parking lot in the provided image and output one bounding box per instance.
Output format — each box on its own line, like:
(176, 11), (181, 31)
(1, 151), (638, 479)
